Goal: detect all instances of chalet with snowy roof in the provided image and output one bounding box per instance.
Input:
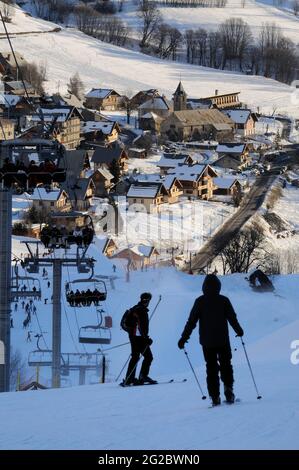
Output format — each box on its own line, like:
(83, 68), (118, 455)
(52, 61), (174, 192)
(138, 96), (172, 121)
(157, 153), (192, 175)
(222, 109), (258, 136)
(52, 93), (84, 109)
(81, 120), (120, 144)
(61, 178), (95, 211)
(188, 91), (241, 111)
(84, 88), (123, 111)
(0, 118), (15, 141)
(127, 182), (168, 213)
(89, 167), (114, 197)
(91, 143), (128, 173)
(213, 176), (242, 196)
(161, 109), (234, 142)
(4, 80), (37, 96)
(128, 148), (148, 159)
(30, 188), (71, 213)
(111, 244), (160, 269)
(28, 106), (82, 149)
(214, 143), (251, 169)
(136, 174), (183, 203)
(130, 89), (159, 108)
(169, 164), (217, 200)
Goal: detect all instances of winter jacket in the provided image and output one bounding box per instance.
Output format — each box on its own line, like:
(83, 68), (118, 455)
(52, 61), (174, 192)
(130, 302), (150, 338)
(180, 275), (243, 348)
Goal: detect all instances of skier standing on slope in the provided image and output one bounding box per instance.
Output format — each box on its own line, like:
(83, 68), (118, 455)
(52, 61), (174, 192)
(178, 274), (244, 406)
(122, 292), (157, 386)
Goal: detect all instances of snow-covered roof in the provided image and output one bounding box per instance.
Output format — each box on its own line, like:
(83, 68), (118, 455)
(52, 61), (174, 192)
(30, 107), (74, 123)
(28, 189), (62, 201)
(127, 183), (163, 198)
(140, 112), (160, 119)
(85, 88), (118, 99)
(216, 143), (246, 154)
(157, 157), (185, 168)
(139, 97), (169, 110)
(168, 165), (207, 181)
(223, 109), (251, 125)
(82, 121), (116, 134)
(214, 176), (238, 189)
(131, 245), (154, 257)
(163, 175), (179, 191)
(0, 93), (22, 107)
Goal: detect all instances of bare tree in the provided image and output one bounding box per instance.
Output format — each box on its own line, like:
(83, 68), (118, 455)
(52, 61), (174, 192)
(220, 222), (265, 274)
(218, 17), (252, 70)
(1, 0), (15, 23)
(67, 72), (85, 100)
(137, 0), (162, 49)
(10, 349), (27, 391)
(19, 61), (47, 94)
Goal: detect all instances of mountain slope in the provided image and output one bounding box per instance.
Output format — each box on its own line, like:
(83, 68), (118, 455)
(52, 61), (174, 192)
(1, 6), (298, 117)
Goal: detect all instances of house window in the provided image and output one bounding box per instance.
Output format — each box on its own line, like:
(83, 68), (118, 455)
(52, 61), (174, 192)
(50, 202), (55, 207)
(39, 201), (43, 207)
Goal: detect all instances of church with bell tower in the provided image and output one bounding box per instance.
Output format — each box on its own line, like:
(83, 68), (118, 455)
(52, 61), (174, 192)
(173, 81), (187, 111)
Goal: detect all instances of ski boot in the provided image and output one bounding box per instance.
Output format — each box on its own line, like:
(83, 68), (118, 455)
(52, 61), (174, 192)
(211, 396), (221, 407)
(224, 386), (235, 404)
(138, 375), (158, 385)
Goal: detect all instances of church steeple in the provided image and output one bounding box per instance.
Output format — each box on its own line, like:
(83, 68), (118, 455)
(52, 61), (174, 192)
(173, 81), (187, 111)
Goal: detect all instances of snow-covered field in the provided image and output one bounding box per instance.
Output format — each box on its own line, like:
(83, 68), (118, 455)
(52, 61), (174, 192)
(119, 0), (299, 43)
(2, 238), (299, 449)
(1, 5), (299, 118)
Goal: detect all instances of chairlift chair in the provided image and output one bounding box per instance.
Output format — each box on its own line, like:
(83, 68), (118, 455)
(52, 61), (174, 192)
(65, 278), (107, 307)
(28, 349), (53, 367)
(40, 212), (94, 250)
(79, 325), (111, 345)
(0, 139), (67, 194)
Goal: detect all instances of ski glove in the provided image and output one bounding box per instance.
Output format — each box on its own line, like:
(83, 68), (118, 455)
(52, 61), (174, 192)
(178, 338), (186, 350)
(146, 337), (153, 346)
(235, 327), (244, 337)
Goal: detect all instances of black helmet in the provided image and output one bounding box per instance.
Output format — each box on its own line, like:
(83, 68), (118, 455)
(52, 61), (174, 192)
(140, 292), (152, 302)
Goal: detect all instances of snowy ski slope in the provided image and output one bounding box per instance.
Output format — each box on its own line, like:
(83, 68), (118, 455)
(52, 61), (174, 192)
(1, 234), (299, 449)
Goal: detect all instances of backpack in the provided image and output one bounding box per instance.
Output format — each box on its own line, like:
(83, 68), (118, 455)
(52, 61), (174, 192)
(120, 306), (138, 333)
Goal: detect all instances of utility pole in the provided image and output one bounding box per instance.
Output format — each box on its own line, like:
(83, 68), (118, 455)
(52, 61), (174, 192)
(52, 259), (62, 389)
(0, 189), (12, 392)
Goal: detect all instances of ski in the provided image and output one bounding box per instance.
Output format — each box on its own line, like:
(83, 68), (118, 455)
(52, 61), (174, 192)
(119, 379), (187, 387)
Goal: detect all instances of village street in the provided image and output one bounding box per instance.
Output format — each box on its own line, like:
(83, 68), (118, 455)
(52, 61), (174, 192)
(191, 171), (278, 272)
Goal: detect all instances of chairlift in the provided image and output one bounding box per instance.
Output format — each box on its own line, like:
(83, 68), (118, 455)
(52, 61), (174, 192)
(79, 325), (111, 345)
(40, 212), (94, 250)
(11, 264), (42, 300)
(0, 139), (66, 194)
(65, 278), (107, 307)
(28, 349), (53, 367)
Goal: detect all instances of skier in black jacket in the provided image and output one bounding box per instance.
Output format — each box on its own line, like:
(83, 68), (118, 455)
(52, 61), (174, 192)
(178, 274), (244, 406)
(123, 292), (156, 386)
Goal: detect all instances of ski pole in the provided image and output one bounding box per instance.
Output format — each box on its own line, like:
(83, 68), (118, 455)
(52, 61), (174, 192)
(239, 337), (262, 400)
(116, 295), (162, 383)
(183, 348), (206, 400)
